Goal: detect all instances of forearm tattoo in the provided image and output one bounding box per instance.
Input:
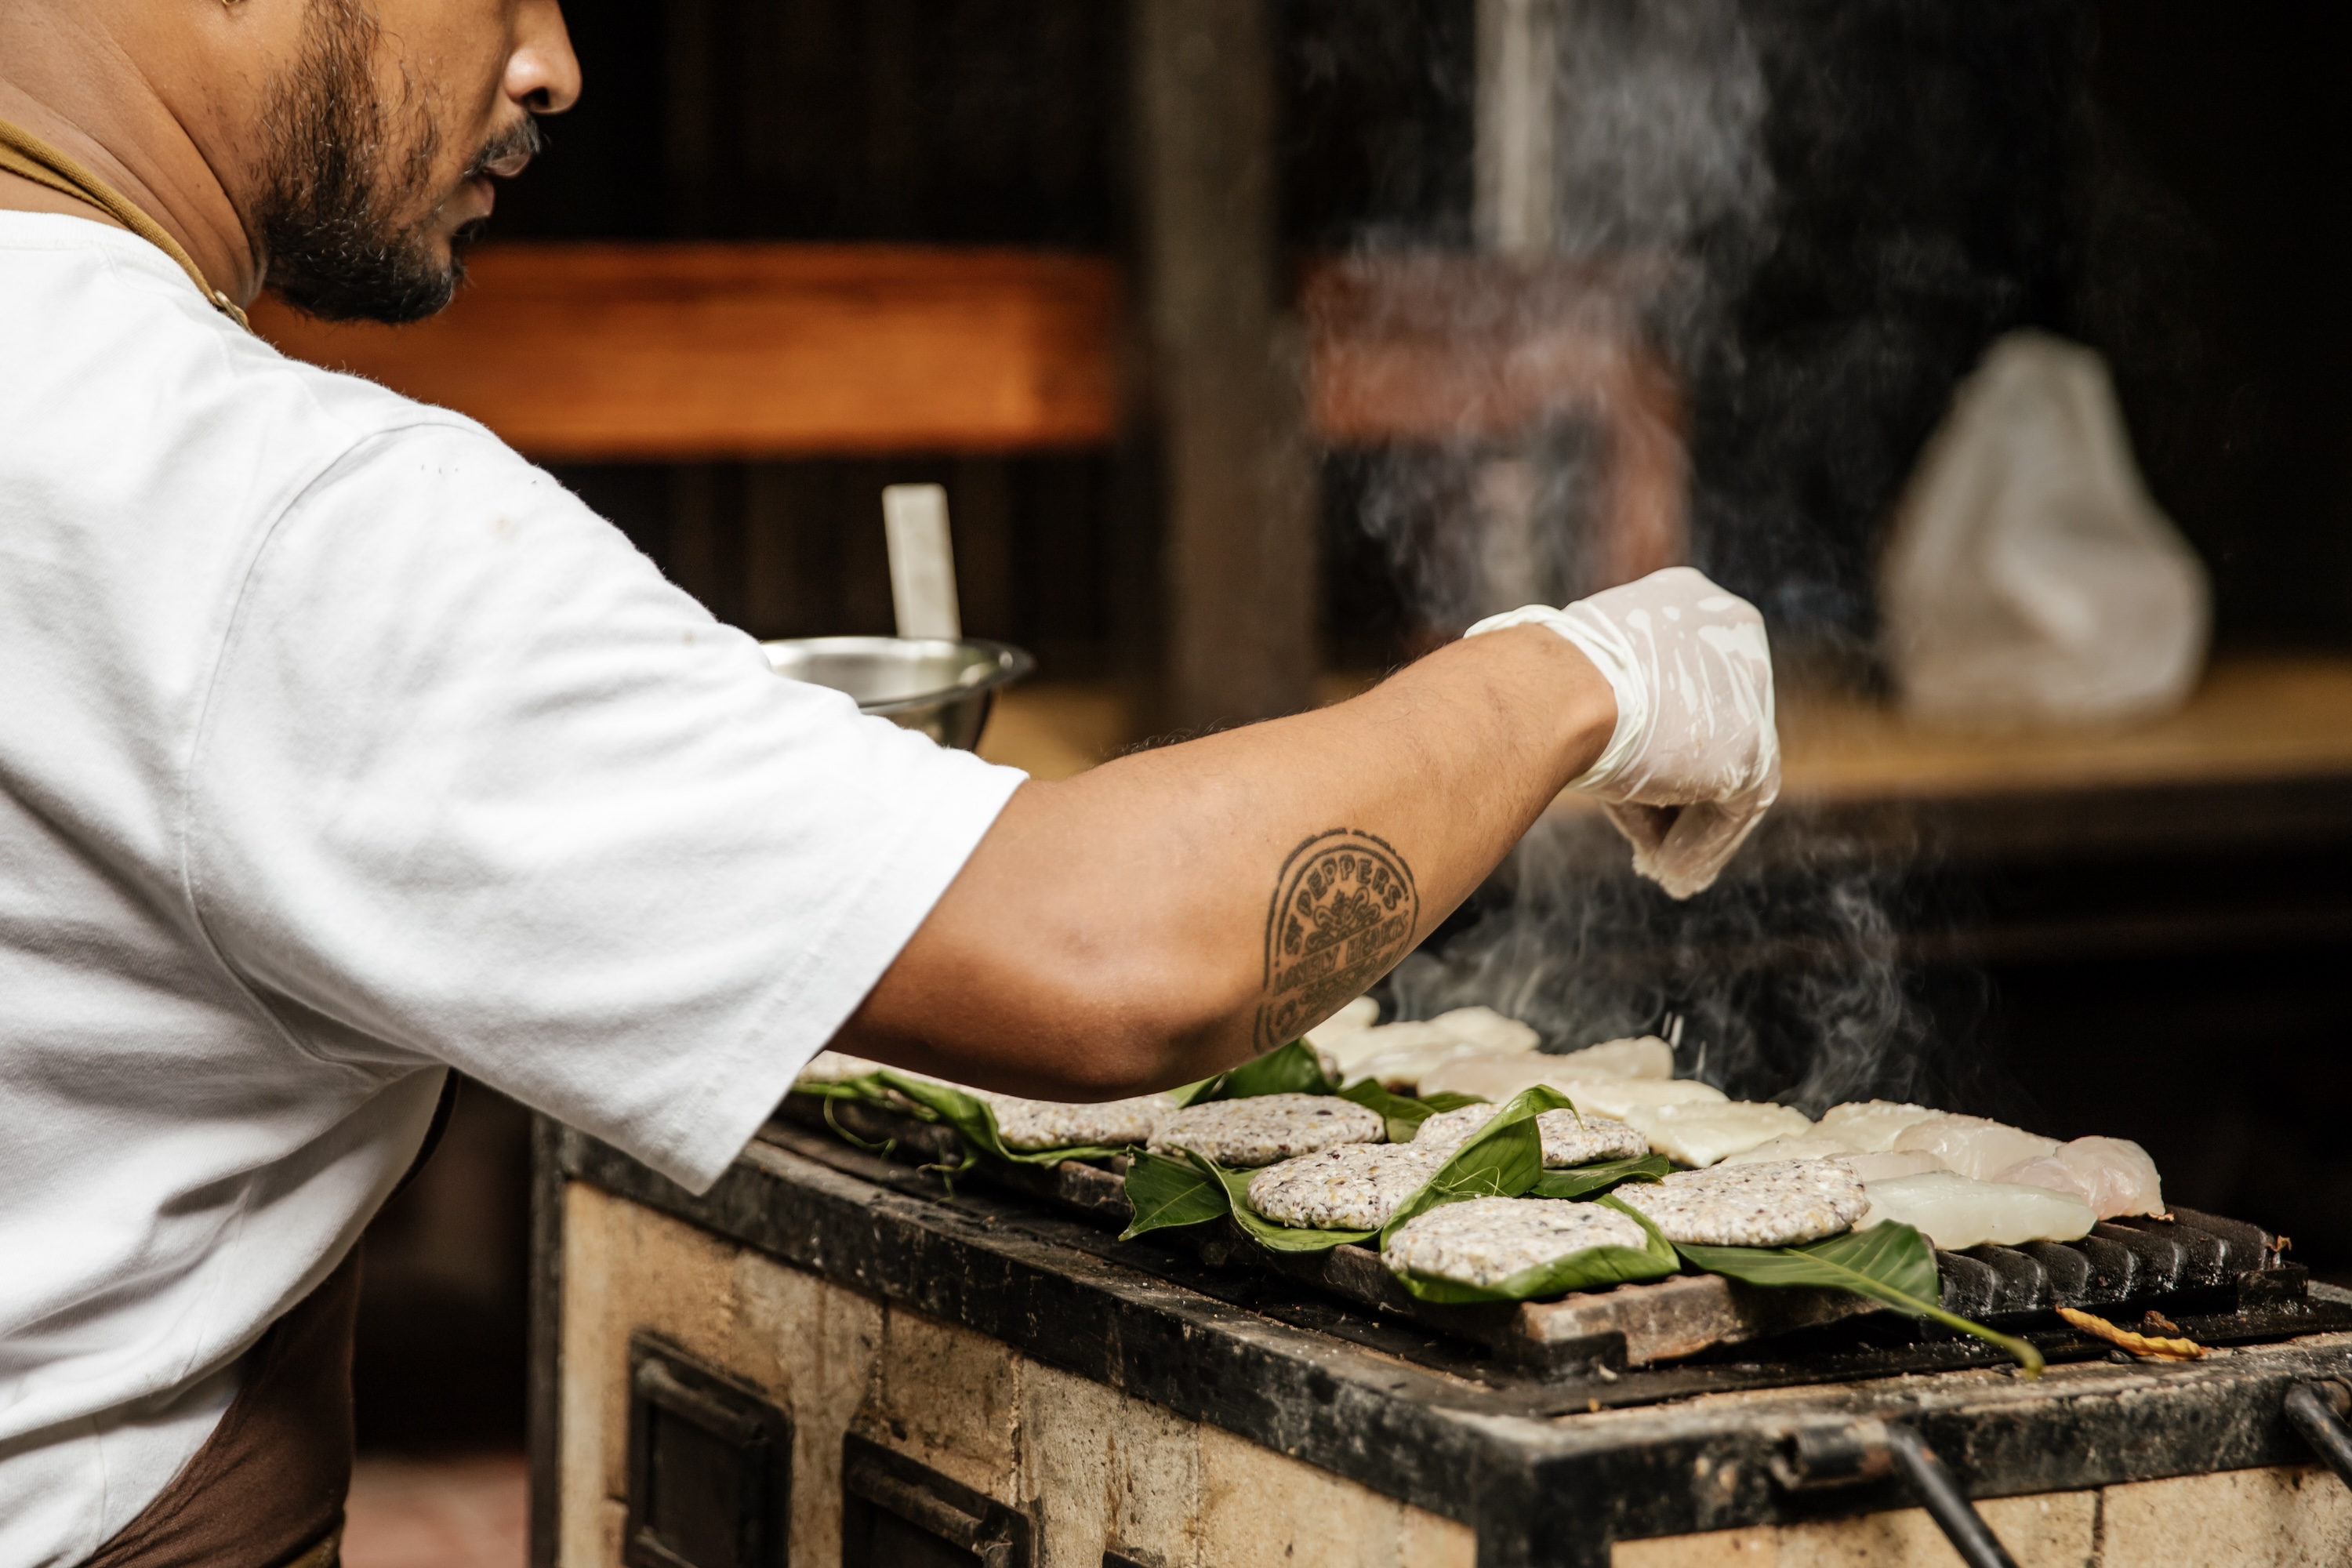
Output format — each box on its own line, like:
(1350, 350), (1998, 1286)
(1254, 829), (1421, 1054)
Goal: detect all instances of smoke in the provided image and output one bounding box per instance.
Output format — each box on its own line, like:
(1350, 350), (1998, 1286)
(1384, 812), (1945, 1112)
(1339, 0), (2002, 1098)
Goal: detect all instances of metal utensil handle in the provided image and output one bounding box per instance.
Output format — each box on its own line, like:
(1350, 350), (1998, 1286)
(2285, 1380), (2352, 1489)
(1883, 1425), (2020, 1568)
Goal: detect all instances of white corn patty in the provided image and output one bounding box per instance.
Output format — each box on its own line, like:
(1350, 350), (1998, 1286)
(1385, 1197), (1650, 1287)
(795, 1051), (886, 1087)
(1147, 1093), (1385, 1167)
(986, 1091), (1172, 1151)
(1410, 1105), (1650, 1167)
(1246, 1143), (1443, 1230)
(1612, 1158), (1868, 1247)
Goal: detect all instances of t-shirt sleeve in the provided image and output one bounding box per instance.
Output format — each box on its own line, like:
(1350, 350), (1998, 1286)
(184, 422), (1025, 1192)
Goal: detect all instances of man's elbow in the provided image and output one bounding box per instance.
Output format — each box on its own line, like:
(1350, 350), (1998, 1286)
(1006, 942), (1254, 1102)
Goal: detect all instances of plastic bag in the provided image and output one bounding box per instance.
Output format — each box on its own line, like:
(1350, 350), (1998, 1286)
(1881, 332), (2209, 728)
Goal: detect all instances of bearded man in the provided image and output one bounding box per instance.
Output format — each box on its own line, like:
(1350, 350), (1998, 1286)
(0, 1), (1781, 1562)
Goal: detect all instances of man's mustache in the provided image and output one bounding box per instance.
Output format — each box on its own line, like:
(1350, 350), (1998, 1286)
(468, 118), (546, 181)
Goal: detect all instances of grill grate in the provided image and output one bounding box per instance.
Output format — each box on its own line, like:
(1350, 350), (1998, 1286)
(771, 1093), (2347, 1389)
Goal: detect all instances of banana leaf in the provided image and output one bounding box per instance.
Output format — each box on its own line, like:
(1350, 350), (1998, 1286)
(1123, 1087), (1559, 1254)
(1337, 1079), (1448, 1144)
(876, 1070), (1134, 1168)
(1119, 1151), (1232, 1240)
(1115, 1149), (1377, 1250)
(1377, 1085), (1577, 1246)
(1528, 1153), (1674, 1200)
(1164, 1039), (1334, 1107)
(1387, 1193), (1680, 1304)
(1675, 1222), (2045, 1377)
(792, 1074), (891, 1102)
(1196, 1152), (1380, 1251)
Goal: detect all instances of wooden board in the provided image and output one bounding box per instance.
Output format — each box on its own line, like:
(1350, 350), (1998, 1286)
(252, 243), (1122, 459)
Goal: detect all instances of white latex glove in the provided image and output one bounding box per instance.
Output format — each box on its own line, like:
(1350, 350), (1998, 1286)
(1467, 566), (1780, 898)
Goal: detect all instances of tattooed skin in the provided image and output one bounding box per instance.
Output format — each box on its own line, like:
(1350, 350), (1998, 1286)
(1254, 829), (1421, 1054)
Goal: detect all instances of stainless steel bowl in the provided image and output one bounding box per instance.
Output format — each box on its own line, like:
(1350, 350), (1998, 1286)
(760, 635), (1036, 751)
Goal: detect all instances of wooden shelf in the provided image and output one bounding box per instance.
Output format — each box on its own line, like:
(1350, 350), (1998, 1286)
(252, 243), (1123, 460)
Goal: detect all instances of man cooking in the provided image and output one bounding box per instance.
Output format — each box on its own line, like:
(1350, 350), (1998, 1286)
(0, 0), (1780, 1561)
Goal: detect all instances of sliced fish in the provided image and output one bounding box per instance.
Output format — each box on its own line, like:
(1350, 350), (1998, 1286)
(1892, 1113), (2063, 1180)
(1549, 1035), (1675, 1081)
(1859, 1170), (2094, 1249)
(1817, 1100), (1940, 1152)
(1323, 1006), (1542, 1087)
(1991, 1136), (2164, 1220)
(1718, 1136), (1944, 1185)
(1618, 1100), (1813, 1167)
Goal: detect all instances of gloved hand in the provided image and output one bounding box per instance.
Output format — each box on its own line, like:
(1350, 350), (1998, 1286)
(1467, 566), (1780, 898)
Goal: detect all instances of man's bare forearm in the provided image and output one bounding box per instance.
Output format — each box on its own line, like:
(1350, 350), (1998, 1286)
(831, 625), (1616, 1098)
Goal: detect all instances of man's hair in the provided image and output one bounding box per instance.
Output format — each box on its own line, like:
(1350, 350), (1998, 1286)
(254, 0), (539, 323)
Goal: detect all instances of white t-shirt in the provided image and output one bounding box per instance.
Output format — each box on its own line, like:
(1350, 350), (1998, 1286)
(0, 213), (1025, 1564)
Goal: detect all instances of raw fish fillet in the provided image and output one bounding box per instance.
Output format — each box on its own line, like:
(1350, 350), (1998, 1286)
(1859, 1171), (2094, 1249)
(1304, 996), (1381, 1049)
(1843, 1150), (1947, 1183)
(1415, 1049), (1726, 1106)
(1992, 1136), (2165, 1220)
(1321, 1006), (1540, 1082)
(1891, 1113), (2062, 1180)
(1817, 1100), (1940, 1152)
(1548, 1035), (1675, 1081)
(1546, 1076), (1729, 1120)
(1617, 1101), (1813, 1167)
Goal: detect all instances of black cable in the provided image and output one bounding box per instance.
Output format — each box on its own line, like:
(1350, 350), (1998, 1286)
(1883, 1425), (2020, 1568)
(2285, 1381), (2352, 1492)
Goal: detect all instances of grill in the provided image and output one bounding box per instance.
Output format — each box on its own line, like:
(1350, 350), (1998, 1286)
(534, 1094), (2352, 1568)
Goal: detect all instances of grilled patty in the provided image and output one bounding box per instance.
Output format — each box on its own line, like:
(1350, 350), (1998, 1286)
(1385, 1197), (1650, 1287)
(1246, 1142), (1443, 1230)
(1410, 1105), (1650, 1167)
(1147, 1093), (1385, 1167)
(1611, 1157), (1867, 1247)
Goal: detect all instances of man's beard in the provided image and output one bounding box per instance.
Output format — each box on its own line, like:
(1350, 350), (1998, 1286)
(254, 0), (540, 324)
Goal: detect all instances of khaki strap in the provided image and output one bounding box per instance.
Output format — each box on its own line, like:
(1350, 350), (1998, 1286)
(0, 115), (250, 330)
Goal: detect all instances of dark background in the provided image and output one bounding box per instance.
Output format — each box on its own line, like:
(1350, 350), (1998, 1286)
(354, 0), (2352, 1452)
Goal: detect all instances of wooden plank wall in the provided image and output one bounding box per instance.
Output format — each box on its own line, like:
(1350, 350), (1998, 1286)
(253, 245), (1122, 460)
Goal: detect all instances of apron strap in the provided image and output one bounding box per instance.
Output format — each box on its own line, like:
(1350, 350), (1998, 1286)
(0, 115), (251, 329)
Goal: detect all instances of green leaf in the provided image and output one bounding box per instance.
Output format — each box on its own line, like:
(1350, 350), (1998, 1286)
(1206, 1040), (1339, 1102)
(1119, 1152), (1231, 1240)
(1165, 1075), (1222, 1109)
(793, 1076), (887, 1102)
(1528, 1153), (1674, 1200)
(1675, 1222), (2045, 1377)
(874, 1071), (1133, 1168)
(1163, 1040), (1336, 1108)
(1388, 1192), (1679, 1303)
(1416, 1091), (1488, 1113)
(1378, 1085), (1579, 1247)
(1337, 1078), (1446, 1145)
(1196, 1153), (1378, 1252)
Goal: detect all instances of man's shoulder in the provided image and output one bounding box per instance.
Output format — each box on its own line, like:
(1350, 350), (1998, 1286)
(0, 214), (502, 462)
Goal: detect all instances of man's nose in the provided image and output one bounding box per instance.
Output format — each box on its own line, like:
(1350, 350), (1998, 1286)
(507, 0), (582, 117)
